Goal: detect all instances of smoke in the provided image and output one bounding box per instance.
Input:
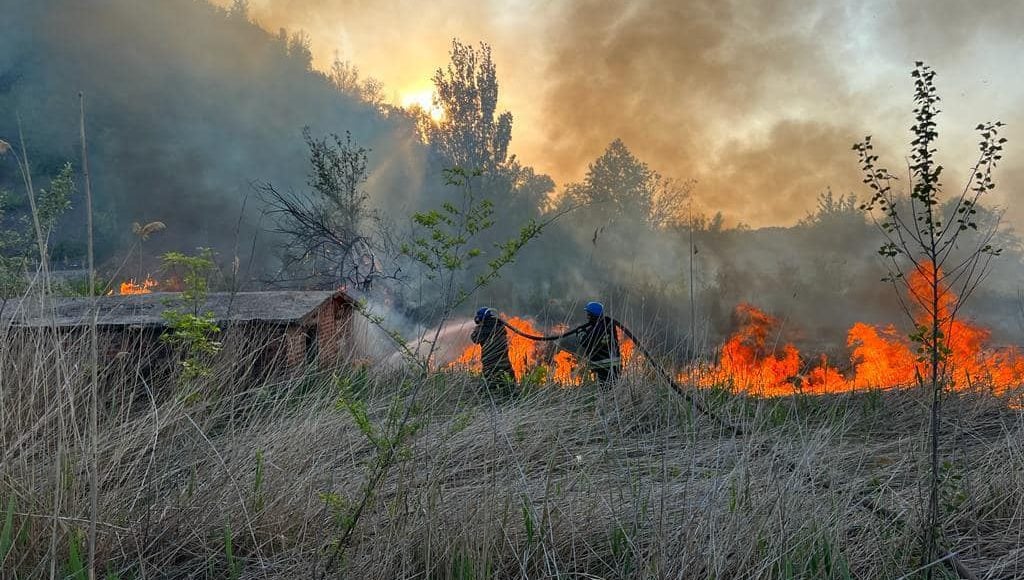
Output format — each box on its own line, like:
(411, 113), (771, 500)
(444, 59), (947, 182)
(194, 0), (1024, 351)
(3, 0), (1023, 359)
(214, 0), (1024, 228)
(0, 0), (431, 269)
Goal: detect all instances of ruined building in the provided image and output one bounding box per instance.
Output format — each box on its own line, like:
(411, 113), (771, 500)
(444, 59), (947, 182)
(0, 290), (355, 372)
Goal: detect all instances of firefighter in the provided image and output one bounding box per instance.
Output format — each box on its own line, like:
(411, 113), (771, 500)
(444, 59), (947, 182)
(470, 307), (515, 388)
(568, 301), (621, 384)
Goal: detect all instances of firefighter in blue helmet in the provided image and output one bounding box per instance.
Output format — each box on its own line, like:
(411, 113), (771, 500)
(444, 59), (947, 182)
(470, 307), (515, 386)
(566, 301), (621, 383)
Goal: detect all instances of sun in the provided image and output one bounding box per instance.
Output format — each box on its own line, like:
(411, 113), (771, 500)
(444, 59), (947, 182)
(399, 88), (444, 121)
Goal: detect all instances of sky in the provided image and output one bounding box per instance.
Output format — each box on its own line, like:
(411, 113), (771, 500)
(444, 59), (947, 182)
(212, 0), (1024, 228)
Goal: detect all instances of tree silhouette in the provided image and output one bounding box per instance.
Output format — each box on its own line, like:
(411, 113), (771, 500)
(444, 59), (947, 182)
(429, 40), (512, 173)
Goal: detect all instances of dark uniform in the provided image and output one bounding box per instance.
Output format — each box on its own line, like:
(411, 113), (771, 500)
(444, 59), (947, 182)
(574, 315), (621, 383)
(471, 316), (515, 386)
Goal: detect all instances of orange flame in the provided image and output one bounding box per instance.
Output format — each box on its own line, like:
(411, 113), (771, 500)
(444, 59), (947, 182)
(449, 316), (641, 386)
(449, 316), (543, 381)
(448, 267), (1024, 402)
(683, 303), (800, 396)
(551, 350), (582, 386)
(686, 262), (1024, 398)
(117, 276), (157, 295)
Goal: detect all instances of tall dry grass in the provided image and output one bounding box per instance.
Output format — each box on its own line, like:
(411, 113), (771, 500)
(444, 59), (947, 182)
(0, 317), (1022, 579)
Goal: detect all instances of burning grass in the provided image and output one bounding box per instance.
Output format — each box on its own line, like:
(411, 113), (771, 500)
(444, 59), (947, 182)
(448, 317), (637, 386)
(1, 320), (1023, 577)
(446, 265), (1024, 403)
(684, 264), (1024, 398)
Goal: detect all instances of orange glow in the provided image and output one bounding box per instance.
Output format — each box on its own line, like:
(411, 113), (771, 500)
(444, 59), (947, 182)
(450, 316), (543, 381)
(399, 88), (444, 121)
(684, 262), (1024, 398)
(117, 276), (157, 295)
(450, 316), (641, 386)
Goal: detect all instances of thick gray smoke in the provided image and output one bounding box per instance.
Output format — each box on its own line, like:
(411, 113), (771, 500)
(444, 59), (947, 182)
(217, 0), (1024, 228)
(0, 0), (430, 272)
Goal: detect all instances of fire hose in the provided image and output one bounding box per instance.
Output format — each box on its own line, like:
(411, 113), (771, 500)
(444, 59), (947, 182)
(498, 317), (742, 436)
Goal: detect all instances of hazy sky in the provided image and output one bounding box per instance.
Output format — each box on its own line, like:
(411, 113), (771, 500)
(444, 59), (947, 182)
(213, 0), (1024, 227)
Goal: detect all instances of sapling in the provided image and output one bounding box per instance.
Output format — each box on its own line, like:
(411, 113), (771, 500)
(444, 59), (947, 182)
(853, 61), (1006, 578)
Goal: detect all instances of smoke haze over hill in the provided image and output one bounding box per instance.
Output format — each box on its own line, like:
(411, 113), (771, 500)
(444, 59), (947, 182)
(218, 0), (1024, 227)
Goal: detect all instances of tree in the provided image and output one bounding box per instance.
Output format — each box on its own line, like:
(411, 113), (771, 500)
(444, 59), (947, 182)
(321, 167), (556, 572)
(160, 248), (222, 386)
(649, 177), (697, 229)
(329, 57), (384, 107)
(853, 62), (1006, 578)
(287, 31), (313, 69)
(563, 138), (659, 224)
(258, 129), (392, 290)
(429, 40), (512, 173)
(0, 138), (75, 295)
(797, 189), (861, 228)
(425, 39), (554, 247)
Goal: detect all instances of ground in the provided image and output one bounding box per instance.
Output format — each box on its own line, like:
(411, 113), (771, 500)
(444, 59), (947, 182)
(2, 334), (1023, 579)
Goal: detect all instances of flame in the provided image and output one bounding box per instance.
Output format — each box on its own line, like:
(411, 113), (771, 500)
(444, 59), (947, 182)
(116, 276), (157, 295)
(551, 350), (582, 386)
(449, 316), (544, 381)
(847, 323), (917, 388)
(449, 317), (640, 386)
(686, 262), (1024, 398)
(447, 267), (1024, 402)
(683, 303), (800, 396)
(618, 328), (637, 367)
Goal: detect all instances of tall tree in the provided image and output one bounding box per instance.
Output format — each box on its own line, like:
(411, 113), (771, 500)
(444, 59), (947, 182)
(429, 40), (512, 173)
(563, 138), (658, 224)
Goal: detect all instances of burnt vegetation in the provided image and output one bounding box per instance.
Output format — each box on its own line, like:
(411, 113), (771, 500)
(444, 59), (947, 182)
(0, 1), (1022, 578)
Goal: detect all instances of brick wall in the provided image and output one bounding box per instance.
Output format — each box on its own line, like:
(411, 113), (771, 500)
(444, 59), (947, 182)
(316, 301), (336, 363)
(284, 326), (306, 367)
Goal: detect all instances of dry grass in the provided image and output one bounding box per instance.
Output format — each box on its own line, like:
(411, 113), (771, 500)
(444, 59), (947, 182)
(0, 323), (1022, 579)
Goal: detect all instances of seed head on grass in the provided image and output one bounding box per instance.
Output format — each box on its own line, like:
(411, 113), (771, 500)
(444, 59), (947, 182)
(132, 221), (167, 240)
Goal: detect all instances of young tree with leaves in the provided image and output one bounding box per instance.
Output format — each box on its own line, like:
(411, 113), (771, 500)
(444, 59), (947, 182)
(320, 167), (559, 574)
(853, 62), (1006, 578)
(160, 248), (222, 385)
(0, 138), (76, 296)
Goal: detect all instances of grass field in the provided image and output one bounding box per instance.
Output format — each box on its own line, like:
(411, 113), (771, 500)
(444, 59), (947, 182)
(1, 327), (1022, 579)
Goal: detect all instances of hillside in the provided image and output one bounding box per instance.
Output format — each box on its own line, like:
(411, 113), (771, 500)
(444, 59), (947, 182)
(0, 0), (425, 262)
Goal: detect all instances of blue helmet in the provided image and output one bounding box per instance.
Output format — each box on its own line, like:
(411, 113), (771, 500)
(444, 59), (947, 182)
(585, 301), (604, 317)
(474, 307), (496, 323)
